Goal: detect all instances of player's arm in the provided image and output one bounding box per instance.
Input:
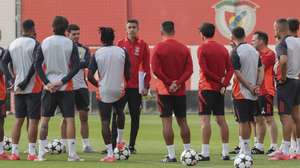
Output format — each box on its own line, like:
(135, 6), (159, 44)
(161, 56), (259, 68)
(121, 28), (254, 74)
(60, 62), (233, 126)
(60, 43), (80, 84)
(198, 46), (222, 84)
(124, 50), (131, 81)
(142, 43), (151, 89)
(151, 46), (172, 86)
(34, 45), (50, 85)
(79, 47), (91, 69)
(222, 50), (234, 87)
(275, 39), (288, 83)
(87, 55), (98, 87)
(176, 49), (193, 86)
(18, 41), (40, 90)
(256, 58), (264, 86)
(231, 49), (255, 93)
(0, 49), (14, 88)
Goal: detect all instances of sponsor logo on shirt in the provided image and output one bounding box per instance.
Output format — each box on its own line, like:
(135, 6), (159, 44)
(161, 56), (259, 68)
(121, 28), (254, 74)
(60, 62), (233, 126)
(134, 47), (140, 56)
(78, 47), (86, 60)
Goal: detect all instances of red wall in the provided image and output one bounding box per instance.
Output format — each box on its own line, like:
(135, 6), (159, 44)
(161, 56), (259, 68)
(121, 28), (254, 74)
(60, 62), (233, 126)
(22, 0), (300, 46)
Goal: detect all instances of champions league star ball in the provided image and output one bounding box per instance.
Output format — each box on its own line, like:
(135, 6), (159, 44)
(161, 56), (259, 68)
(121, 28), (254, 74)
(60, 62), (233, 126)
(3, 136), (12, 151)
(234, 154), (253, 168)
(113, 146), (131, 160)
(47, 139), (64, 154)
(180, 149), (199, 166)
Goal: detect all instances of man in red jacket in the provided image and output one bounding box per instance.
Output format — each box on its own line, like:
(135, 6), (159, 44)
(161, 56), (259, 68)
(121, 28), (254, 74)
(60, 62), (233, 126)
(152, 21), (193, 163)
(197, 22), (234, 161)
(116, 19), (151, 154)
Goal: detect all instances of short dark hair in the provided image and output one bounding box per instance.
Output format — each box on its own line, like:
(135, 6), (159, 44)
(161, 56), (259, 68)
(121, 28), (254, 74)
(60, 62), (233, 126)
(127, 19), (139, 25)
(275, 18), (289, 32)
(199, 22), (215, 38)
(52, 16), (69, 35)
(67, 24), (80, 33)
(231, 27), (245, 39)
(288, 18), (299, 32)
(254, 31), (269, 45)
(22, 19), (35, 32)
(161, 21), (175, 34)
(98, 27), (115, 45)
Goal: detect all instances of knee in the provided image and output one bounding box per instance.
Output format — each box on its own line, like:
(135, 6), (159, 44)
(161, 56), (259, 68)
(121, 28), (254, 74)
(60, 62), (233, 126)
(80, 115), (88, 123)
(264, 117), (274, 125)
(215, 117), (227, 126)
(200, 117), (210, 127)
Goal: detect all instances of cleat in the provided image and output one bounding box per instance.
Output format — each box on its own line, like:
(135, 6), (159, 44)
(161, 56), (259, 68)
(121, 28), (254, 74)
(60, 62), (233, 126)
(68, 154), (84, 162)
(27, 154), (38, 161)
(229, 146), (240, 154)
(9, 154), (20, 160)
(268, 153), (290, 160)
(0, 152), (9, 160)
(161, 156), (177, 163)
(128, 146), (137, 154)
(266, 147), (276, 155)
(222, 155), (230, 161)
(251, 147), (264, 155)
(82, 146), (95, 153)
(99, 156), (116, 162)
(197, 154), (210, 161)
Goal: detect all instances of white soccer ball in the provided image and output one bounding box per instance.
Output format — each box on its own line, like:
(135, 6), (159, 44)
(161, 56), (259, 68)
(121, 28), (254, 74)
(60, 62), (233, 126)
(180, 149), (199, 166)
(234, 154), (253, 168)
(113, 146), (131, 160)
(3, 136), (12, 151)
(47, 139), (64, 154)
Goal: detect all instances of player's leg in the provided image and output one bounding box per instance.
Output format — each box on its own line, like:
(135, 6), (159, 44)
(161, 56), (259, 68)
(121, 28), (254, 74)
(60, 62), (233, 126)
(60, 119), (67, 151)
(127, 89), (142, 153)
(0, 101), (8, 160)
(252, 116), (266, 154)
(213, 92), (230, 160)
(10, 94), (26, 160)
(291, 123), (297, 153)
(26, 93), (41, 160)
(291, 104), (300, 158)
(114, 97), (126, 149)
(158, 95), (176, 163)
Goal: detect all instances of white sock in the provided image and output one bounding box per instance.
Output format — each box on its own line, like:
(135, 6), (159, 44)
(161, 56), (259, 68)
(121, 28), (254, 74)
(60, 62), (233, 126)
(254, 137), (258, 145)
(117, 129), (124, 143)
(240, 139), (250, 155)
(222, 143), (229, 156)
(82, 138), (91, 147)
(183, 144), (191, 151)
(12, 144), (19, 155)
(279, 139), (284, 150)
(38, 139), (48, 157)
(67, 139), (76, 157)
(296, 138), (300, 154)
(270, 143), (278, 149)
(291, 139), (297, 151)
(0, 141), (4, 154)
(167, 145), (175, 159)
(282, 141), (291, 155)
(61, 139), (67, 146)
(239, 136), (242, 147)
(201, 144), (210, 157)
(28, 143), (36, 155)
(106, 144), (113, 157)
(255, 143), (264, 151)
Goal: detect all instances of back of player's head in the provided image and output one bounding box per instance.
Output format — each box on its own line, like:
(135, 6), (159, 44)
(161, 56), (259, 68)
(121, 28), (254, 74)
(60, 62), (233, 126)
(127, 19), (139, 26)
(288, 18), (299, 33)
(254, 31), (269, 45)
(231, 27), (245, 40)
(161, 21), (175, 35)
(22, 19), (35, 33)
(275, 18), (289, 32)
(67, 24), (80, 33)
(199, 22), (215, 38)
(52, 16), (69, 35)
(98, 27), (115, 45)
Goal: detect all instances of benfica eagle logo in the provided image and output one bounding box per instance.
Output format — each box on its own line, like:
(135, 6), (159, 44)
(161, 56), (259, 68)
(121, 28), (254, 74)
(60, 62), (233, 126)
(213, 0), (259, 39)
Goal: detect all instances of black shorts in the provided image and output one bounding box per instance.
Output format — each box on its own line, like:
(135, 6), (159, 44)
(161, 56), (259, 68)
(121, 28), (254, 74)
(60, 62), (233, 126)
(199, 90), (224, 116)
(233, 99), (257, 123)
(98, 97), (126, 121)
(0, 100), (6, 118)
(157, 95), (186, 118)
(74, 88), (90, 111)
(254, 95), (274, 116)
(41, 91), (75, 118)
(14, 93), (41, 119)
(277, 79), (300, 115)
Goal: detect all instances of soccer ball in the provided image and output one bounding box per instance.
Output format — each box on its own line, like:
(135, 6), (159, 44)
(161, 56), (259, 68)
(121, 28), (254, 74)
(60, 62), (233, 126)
(234, 154), (253, 168)
(113, 146), (131, 160)
(3, 136), (12, 151)
(180, 149), (199, 166)
(47, 139), (64, 154)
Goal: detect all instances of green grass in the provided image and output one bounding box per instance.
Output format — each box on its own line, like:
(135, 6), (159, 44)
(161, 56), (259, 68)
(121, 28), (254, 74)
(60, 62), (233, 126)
(1, 113), (299, 168)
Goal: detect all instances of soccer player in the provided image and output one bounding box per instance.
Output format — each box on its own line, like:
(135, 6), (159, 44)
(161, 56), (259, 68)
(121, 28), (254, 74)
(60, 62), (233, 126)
(34, 16), (82, 161)
(197, 22), (233, 161)
(270, 18), (300, 160)
(88, 27), (130, 162)
(231, 27), (264, 156)
(152, 21), (193, 163)
(0, 20), (42, 161)
(116, 19), (151, 154)
(60, 24), (94, 153)
(0, 29), (9, 160)
(251, 31), (278, 155)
